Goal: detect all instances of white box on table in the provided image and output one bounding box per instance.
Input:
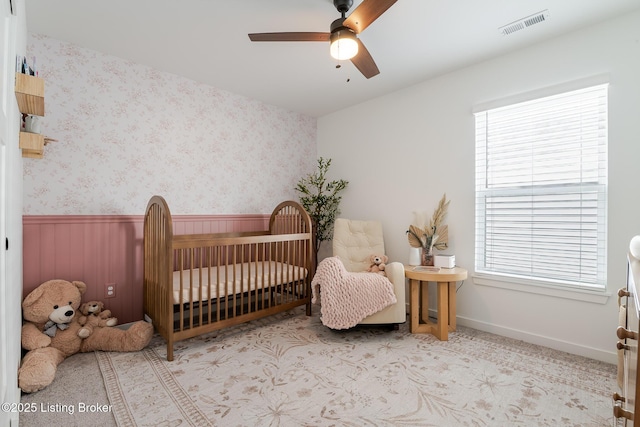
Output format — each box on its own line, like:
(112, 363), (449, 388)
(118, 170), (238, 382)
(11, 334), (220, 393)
(434, 254), (455, 268)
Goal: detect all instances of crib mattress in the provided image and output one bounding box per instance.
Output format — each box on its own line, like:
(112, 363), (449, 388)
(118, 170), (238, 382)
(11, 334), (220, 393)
(172, 261), (307, 305)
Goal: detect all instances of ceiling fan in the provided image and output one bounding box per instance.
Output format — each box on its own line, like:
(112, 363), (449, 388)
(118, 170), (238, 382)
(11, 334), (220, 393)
(248, 0), (398, 79)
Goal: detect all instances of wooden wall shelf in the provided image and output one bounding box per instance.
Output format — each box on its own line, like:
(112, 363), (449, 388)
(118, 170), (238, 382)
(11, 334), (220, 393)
(15, 73), (44, 116)
(15, 72), (47, 158)
(19, 132), (44, 159)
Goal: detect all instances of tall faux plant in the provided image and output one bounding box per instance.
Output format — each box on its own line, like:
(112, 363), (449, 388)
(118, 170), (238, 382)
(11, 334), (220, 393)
(295, 158), (349, 261)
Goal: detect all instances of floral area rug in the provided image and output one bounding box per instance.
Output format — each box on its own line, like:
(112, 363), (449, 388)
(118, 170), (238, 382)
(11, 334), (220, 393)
(97, 307), (616, 426)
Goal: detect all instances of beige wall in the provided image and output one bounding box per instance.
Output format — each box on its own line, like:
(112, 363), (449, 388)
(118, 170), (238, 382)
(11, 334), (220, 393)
(318, 11), (640, 363)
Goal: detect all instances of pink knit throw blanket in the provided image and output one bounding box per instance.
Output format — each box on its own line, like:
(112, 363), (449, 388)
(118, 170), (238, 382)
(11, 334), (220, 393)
(311, 257), (397, 329)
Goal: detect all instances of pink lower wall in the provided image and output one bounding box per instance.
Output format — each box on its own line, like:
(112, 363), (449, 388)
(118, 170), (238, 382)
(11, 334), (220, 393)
(23, 214), (270, 324)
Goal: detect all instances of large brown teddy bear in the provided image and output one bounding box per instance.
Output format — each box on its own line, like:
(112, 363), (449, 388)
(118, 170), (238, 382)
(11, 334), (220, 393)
(19, 279), (154, 393)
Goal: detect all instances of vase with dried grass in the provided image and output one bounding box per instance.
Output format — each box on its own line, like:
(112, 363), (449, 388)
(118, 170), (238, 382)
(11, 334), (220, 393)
(406, 194), (450, 266)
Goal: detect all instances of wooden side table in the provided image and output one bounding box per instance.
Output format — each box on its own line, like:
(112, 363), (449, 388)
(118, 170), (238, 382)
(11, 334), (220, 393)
(404, 265), (468, 340)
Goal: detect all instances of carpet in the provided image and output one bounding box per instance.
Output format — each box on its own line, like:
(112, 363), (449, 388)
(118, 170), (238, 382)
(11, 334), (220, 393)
(97, 307), (616, 426)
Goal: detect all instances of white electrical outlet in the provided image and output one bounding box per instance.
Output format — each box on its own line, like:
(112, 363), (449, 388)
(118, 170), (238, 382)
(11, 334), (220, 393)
(105, 283), (116, 298)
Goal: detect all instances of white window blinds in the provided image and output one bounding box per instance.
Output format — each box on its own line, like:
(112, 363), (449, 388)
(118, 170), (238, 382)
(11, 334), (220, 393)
(474, 83), (608, 290)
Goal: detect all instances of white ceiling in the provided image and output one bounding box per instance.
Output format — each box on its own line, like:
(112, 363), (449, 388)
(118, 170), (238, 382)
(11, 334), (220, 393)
(25, 0), (640, 117)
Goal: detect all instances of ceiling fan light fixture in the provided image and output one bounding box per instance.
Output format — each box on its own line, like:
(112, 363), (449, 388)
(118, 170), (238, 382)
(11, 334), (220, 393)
(330, 30), (358, 60)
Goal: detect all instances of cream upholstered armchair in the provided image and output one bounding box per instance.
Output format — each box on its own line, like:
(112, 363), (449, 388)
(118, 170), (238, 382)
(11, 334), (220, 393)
(332, 218), (406, 326)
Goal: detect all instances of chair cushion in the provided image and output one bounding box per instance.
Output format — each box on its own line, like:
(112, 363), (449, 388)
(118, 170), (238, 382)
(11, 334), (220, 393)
(332, 218), (385, 273)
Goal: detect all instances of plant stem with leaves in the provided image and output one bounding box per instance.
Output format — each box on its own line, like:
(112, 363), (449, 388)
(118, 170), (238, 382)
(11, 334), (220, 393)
(295, 158), (348, 260)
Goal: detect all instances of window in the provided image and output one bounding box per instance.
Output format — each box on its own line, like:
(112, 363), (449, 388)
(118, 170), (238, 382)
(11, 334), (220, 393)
(474, 83), (608, 291)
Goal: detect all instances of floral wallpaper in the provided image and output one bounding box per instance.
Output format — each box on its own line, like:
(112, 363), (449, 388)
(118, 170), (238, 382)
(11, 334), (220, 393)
(23, 34), (317, 215)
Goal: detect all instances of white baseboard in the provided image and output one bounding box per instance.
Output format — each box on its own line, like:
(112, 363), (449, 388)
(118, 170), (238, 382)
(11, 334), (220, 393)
(413, 305), (617, 364)
(455, 314), (617, 365)
(384, 305), (614, 364)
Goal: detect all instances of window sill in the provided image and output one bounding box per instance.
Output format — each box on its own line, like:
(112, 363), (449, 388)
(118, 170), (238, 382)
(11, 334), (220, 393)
(472, 272), (611, 304)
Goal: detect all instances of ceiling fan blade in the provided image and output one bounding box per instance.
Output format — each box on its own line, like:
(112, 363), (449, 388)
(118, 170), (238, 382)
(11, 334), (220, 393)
(248, 32), (330, 42)
(350, 39), (379, 79)
(343, 0), (398, 34)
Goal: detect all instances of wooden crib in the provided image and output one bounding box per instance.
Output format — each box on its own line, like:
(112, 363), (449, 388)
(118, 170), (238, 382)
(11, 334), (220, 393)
(143, 195), (314, 361)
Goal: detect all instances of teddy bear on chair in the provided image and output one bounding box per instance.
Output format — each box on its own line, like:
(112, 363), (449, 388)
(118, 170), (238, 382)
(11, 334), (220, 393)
(18, 279), (154, 393)
(366, 254), (388, 276)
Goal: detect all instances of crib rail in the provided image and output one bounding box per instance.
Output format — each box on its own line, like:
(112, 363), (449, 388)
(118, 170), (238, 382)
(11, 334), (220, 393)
(143, 196), (173, 343)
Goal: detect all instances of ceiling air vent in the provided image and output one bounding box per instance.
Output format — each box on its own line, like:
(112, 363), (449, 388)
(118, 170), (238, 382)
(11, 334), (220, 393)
(500, 10), (549, 35)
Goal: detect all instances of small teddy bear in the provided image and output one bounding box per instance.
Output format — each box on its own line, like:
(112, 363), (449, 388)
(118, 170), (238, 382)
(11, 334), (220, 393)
(366, 254), (388, 276)
(77, 300), (118, 330)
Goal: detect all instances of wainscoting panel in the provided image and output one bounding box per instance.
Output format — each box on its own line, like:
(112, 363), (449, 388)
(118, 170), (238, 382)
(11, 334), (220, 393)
(23, 214), (270, 324)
